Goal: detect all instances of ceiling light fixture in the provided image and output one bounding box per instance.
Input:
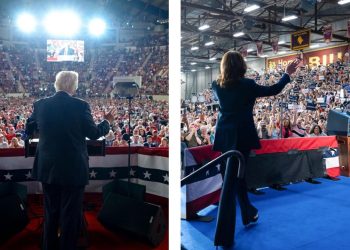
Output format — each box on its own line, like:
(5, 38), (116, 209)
(88, 18), (106, 36)
(205, 41), (215, 46)
(282, 15), (298, 22)
(233, 32), (245, 37)
(209, 57), (217, 61)
(16, 13), (37, 33)
(244, 4), (260, 13)
(338, 0), (350, 5)
(191, 46), (199, 51)
(44, 10), (81, 36)
(198, 24), (210, 31)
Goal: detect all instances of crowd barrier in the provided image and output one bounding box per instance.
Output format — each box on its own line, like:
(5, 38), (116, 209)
(0, 147), (169, 200)
(182, 136), (339, 219)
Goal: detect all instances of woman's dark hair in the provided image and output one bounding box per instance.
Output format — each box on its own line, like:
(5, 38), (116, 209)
(310, 124), (322, 135)
(218, 51), (247, 87)
(283, 118), (291, 129)
(283, 118), (292, 138)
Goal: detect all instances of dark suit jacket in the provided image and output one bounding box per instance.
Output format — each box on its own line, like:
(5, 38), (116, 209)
(212, 73), (290, 152)
(25, 91), (110, 186)
(58, 47), (75, 56)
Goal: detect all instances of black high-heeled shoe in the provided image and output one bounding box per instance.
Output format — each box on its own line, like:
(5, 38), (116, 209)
(243, 212), (259, 226)
(215, 242), (235, 249)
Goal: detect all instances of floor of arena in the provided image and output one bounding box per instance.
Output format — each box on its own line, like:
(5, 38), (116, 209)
(181, 176), (350, 250)
(0, 194), (168, 250)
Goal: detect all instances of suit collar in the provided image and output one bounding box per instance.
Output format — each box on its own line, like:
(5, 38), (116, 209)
(55, 91), (72, 97)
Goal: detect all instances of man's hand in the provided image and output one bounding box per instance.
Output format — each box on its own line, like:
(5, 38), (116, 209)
(104, 108), (117, 124)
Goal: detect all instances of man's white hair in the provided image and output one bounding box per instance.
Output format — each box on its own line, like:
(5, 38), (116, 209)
(54, 71), (79, 93)
(200, 125), (208, 131)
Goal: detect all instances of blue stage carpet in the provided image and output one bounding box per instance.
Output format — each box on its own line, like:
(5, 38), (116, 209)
(181, 177), (350, 250)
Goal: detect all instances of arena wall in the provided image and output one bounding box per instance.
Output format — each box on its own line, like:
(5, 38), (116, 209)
(181, 58), (265, 98)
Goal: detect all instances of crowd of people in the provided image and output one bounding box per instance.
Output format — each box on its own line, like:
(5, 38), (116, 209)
(0, 96), (169, 148)
(181, 60), (350, 148)
(0, 51), (16, 93)
(0, 35), (169, 97)
(0, 34), (169, 149)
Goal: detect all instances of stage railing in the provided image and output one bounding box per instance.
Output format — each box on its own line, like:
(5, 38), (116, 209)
(182, 136), (340, 220)
(0, 147), (169, 200)
(181, 150), (246, 247)
(181, 150), (244, 186)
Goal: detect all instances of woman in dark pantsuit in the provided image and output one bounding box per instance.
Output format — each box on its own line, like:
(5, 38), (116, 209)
(212, 51), (300, 247)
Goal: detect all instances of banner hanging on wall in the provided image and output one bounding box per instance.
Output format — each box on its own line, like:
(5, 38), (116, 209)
(347, 20), (350, 38)
(291, 29), (310, 51)
(323, 24), (333, 43)
(266, 44), (348, 70)
(256, 41), (263, 56)
(272, 37), (279, 54)
(345, 45), (350, 63)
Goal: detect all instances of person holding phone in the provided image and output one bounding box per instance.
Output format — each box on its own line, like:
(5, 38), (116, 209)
(212, 51), (300, 247)
(184, 123), (201, 147)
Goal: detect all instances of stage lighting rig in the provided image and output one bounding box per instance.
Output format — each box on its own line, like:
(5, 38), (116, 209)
(89, 18), (106, 36)
(16, 13), (37, 33)
(44, 11), (81, 36)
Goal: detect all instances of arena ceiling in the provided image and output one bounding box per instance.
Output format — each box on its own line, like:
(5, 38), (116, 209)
(181, 0), (350, 70)
(0, 0), (168, 26)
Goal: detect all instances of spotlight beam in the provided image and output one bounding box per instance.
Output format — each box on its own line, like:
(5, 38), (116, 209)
(17, 13), (37, 33)
(89, 18), (106, 36)
(44, 11), (81, 36)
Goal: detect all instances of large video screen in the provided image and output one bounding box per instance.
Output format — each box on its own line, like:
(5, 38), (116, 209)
(47, 40), (84, 62)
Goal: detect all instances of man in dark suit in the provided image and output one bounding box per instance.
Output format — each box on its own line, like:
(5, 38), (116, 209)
(58, 45), (76, 56)
(26, 71), (116, 250)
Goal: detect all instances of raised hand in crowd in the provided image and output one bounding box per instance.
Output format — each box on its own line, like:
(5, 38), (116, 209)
(181, 113), (189, 129)
(286, 59), (301, 75)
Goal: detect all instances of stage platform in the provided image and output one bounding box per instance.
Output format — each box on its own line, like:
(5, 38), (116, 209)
(181, 176), (350, 250)
(0, 193), (168, 250)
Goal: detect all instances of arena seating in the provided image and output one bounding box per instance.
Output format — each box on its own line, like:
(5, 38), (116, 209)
(0, 35), (168, 96)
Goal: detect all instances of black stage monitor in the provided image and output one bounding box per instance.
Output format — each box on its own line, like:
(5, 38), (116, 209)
(327, 109), (350, 136)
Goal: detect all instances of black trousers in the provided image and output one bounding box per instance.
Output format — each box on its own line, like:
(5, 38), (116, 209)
(42, 183), (85, 250)
(215, 149), (257, 246)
